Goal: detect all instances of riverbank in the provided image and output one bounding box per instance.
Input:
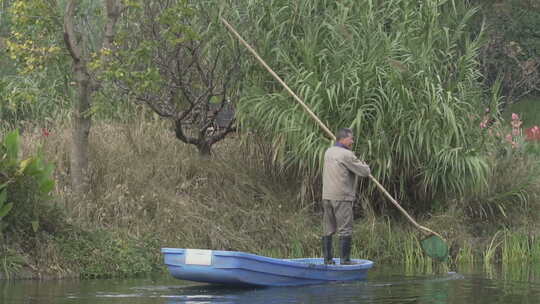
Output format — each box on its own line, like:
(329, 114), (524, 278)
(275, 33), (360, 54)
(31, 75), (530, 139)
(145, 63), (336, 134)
(1, 121), (540, 279)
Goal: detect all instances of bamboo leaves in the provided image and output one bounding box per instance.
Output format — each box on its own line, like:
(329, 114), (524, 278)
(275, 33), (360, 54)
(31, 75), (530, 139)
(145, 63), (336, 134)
(233, 0), (489, 203)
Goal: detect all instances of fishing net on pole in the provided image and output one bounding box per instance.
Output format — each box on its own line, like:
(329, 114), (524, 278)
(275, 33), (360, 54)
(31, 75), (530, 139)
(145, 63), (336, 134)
(420, 235), (449, 262)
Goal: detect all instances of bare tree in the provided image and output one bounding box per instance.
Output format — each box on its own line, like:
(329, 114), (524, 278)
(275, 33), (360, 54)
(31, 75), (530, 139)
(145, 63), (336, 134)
(113, 1), (242, 156)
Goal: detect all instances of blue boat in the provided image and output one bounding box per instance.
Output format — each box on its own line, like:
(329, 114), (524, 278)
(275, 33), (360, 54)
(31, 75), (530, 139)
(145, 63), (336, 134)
(162, 248), (374, 287)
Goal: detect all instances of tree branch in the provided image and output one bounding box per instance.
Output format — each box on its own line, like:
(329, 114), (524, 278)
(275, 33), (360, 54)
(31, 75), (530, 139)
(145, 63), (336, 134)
(63, 0), (82, 62)
(174, 119), (198, 145)
(103, 0), (122, 51)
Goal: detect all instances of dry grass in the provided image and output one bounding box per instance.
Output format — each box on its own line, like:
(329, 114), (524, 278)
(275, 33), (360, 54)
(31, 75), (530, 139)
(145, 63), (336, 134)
(20, 121), (321, 257)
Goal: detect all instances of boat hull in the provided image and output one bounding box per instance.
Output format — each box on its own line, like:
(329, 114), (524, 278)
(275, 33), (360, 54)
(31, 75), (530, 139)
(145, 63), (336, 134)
(162, 248), (374, 287)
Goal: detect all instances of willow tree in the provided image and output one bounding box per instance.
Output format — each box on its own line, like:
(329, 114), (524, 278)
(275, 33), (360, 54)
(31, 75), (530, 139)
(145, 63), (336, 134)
(107, 0), (242, 156)
(229, 0), (491, 209)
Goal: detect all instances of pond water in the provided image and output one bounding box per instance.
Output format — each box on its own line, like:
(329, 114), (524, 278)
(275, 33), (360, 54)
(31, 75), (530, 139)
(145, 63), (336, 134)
(2, 264), (540, 304)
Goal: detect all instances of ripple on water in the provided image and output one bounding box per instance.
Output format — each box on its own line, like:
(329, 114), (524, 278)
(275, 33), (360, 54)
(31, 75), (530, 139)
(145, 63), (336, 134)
(3, 265), (540, 304)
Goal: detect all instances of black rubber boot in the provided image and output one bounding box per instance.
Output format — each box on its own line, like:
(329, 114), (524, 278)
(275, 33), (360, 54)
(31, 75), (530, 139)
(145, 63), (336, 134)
(322, 236), (335, 265)
(340, 236), (355, 265)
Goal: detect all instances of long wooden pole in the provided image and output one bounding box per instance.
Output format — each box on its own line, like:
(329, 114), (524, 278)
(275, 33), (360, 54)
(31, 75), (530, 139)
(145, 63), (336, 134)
(220, 17), (442, 239)
(220, 17), (334, 139)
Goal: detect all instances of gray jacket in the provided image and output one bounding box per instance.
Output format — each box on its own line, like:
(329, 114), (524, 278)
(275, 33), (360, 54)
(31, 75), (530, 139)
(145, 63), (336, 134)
(322, 146), (371, 201)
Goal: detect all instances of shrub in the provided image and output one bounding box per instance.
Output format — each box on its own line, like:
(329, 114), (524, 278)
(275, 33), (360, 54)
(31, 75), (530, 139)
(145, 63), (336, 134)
(478, 0), (540, 103)
(57, 229), (161, 278)
(233, 0), (490, 210)
(463, 113), (540, 223)
(0, 130), (59, 238)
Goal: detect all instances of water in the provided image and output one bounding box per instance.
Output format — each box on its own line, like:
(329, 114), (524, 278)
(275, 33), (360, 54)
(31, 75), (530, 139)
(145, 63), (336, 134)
(2, 264), (540, 304)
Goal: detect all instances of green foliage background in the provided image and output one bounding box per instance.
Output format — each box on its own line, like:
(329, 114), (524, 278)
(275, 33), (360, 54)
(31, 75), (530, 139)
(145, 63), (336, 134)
(477, 0), (540, 102)
(231, 0), (490, 208)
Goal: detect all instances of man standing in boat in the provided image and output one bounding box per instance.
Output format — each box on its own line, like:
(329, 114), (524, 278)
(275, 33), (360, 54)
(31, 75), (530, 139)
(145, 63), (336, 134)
(322, 128), (371, 265)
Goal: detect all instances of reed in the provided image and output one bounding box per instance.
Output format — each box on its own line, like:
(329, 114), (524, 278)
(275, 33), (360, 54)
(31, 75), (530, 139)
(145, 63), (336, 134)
(501, 231), (532, 264)
(500, 262), (540, 283)
(532, 236), (540, 263)
(402, 233), (426, 267)
(232, 0), (490, 209)
(483, 230), (503, 266)
(456, 241), (475, 264)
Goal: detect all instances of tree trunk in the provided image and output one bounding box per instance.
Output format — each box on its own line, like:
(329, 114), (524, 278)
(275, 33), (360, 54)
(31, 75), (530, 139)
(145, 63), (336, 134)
(63, 0), (121, 194)
(197, 141), (212, 157)
(70, 62), (91, 193)
(64, 0), (90, 194)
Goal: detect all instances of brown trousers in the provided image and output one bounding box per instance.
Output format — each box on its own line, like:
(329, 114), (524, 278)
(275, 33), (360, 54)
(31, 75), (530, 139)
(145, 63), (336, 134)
(322, 199), (353, 237)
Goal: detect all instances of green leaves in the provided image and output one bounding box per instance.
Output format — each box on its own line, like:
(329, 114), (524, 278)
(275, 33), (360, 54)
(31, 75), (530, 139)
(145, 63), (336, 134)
(2, 0), (70, 128)
(18, 155), (55, 194)
(234, 0), (491, 204)
(0, 189), (13, 220)
(3, 130), (20, 162)
(0, 130), (56, 235)
(0, 199), (12, 236)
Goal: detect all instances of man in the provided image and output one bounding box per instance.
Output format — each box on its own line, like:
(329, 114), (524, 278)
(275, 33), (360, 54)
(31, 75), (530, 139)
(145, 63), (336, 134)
(322, 128), (371, 265)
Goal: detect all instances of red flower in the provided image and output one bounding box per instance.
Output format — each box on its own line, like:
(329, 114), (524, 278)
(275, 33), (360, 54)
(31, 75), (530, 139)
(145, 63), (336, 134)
(525, 125), (540, 141)
(41, 128), (50, 137)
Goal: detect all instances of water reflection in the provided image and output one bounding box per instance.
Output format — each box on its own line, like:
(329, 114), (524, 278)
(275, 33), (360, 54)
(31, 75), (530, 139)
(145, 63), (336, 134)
(2, 265), (540, 304)
(161, 271), (464, 304)
(162, 283), (369, 304)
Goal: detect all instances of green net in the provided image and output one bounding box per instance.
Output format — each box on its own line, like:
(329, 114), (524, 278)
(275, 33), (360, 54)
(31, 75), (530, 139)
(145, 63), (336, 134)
(420, 235), (449, 262)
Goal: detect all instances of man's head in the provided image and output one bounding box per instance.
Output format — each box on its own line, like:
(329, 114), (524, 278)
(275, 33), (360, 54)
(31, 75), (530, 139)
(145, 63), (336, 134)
(336, 128), (354, 149)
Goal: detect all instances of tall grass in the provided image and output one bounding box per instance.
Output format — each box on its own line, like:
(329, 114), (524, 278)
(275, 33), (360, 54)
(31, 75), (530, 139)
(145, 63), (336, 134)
(4, 120), (540, 278)
(483, 230), (502, 266)
(0, 75), (70, 131)
(501, 231), (534, 264)
(231, 0), (490, 209)
(456, 241), (475, 264)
